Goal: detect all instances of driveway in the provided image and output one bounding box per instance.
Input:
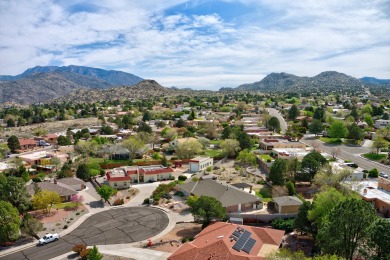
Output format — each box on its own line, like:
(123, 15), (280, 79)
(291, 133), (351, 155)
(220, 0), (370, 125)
(1, 207), (169, 260)
(267, 108), (288, 133)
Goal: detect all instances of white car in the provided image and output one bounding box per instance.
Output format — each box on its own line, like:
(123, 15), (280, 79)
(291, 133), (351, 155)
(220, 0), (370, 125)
(39, 233), (59, 245)
(379, 172), (389, 178)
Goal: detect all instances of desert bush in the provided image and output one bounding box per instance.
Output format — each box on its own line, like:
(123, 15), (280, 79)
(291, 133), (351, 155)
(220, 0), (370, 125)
(63, 225), (68, 229)
(72, 244), (86, 253)
(178, 175), (187, 181)
(143, 198), (150, 204)
(113, 198), (124, 206)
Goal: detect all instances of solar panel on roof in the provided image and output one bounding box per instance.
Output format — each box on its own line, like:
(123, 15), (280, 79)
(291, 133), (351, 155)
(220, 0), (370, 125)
(242, 238), (256, 254)
(232, 230), (251, 251)
(232, 230), (241, 238)
(230, 235), (238, 241)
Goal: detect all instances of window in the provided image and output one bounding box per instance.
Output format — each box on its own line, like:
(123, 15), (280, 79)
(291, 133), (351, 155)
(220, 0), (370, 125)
(124, 182), (127, 185)
(114, 183), (117, 186)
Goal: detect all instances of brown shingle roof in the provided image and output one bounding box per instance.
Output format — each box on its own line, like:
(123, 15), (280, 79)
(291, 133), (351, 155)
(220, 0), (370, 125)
(178, 180), (259, 207)
(27, 182), (77, 197)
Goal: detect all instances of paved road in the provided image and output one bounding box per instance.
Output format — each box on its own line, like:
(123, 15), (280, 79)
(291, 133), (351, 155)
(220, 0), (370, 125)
(1, 207), (169, 260)
(301, 136), (390, 174)
(266, 108), (287, 133)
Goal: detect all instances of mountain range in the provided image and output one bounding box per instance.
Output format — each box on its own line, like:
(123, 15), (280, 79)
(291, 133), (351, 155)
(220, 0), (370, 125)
(1, 65), (389, 104)
(220, 71), (387, 93)
(0, 65), (143, 104)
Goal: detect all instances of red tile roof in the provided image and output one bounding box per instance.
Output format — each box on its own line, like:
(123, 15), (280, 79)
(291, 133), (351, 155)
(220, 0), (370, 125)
(106, 172), (131, 181)
(169, 222), (284, 260)
(139, 167), (174, 175)
(19, 139), (37, 146)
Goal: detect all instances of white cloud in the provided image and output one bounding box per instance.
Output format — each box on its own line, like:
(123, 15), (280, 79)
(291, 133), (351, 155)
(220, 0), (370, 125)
(0, 0), (389, 89)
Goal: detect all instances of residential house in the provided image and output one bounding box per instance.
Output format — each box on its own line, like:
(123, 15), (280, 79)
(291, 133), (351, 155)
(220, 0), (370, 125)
(259, 139), (306, 150)
(273, 196), (303, 214)
(19, 138), (37, 150)
(359, 179), (390, 217)
(55, 178), (85, 191)
(169, 222), (285, 260)
(189, 157), (213, 172)
(44, 134), (59, 144)
(178, 179), (262, 213)
(375, 119), (390, 129)
(170, 137), (197, 147)
(106, 165), (174, 188)
(27, 181), (77, 201)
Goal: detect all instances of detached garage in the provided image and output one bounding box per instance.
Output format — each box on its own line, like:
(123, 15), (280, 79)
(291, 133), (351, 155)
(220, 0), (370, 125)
(189, 157), (213, 172)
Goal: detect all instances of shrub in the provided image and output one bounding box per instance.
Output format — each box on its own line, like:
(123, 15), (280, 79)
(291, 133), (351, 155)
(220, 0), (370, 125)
(32, 177), (42, 182)
(257, 179), (266, 185)
(63, 225), (68, 229)
(162, 193), (172, 199)
(166, 200), (171, 203)
(79, 248), (90, 259)
(113, 198), (124, 206)
(153, 201), (159, 205)
(363, 173), (367, 178)
(64, 205), (73, 211)
(368, 168), (379, 178)
(70, 218), (73, 220)
(206, 166), (212, 172)
(56, 223), (61, 226)
(171, 156), (178, 160)
(168, 176), (175, 180)
(174, 191), (184, 197)
(143, 198), (150, 204)
(192, 177), (199, 182)
(126, 196), (130, 199)
(178, 175), (187, 181)
(271, 218), (295, 232)
(76, 212), (80, 215)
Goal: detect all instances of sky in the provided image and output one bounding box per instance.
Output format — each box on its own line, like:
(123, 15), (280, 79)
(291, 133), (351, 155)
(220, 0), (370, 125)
(0, 0), (389, 90)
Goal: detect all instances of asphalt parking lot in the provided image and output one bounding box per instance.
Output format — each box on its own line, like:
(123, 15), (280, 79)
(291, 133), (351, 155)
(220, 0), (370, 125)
(1, 207), (169, 260)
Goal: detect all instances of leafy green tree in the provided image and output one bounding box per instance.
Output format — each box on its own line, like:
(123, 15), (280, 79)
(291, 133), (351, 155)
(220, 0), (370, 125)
(372, 137), (388, 154)
(236, 149), (257, 166)
(364, 114), (374, 127)
(175, 118), (186, 128)
(161, 154), (168, 167)
(269, 158), (287, 185)
(317, 198), (376, 260)
(32, 190), (62, 213)
(97, 185), (117, 202)
(313, 107), (325, 121)
(121, 137), (146, 160)
(7, 135), (20, 153)
(286, 157), (301, 182)
(87, 245), (103, 260)
(271, 218), (295, 232)
(20, 213), (43, 239)
(347, 123), (364, 141)
(76, 164), (91, 181)
(309, 119), (323, 136)
(0, 143), (10, 159)
(267, 116), (281, 132)
(0, 176), (31, 214)
(294, 201), (316, 235)
(221, 126), (232, 139)
(175, 139), (203, 159)
(314, 165), (352, 193)
(301, 151), (327, 179)
(57, 135), (72, 146)
(308, 188), (346, 228)
(0, 201), (21, 242)
(7, 118), (16, 127)
(188, 196), (226, 225)
(328, 120), (348, 139)
(21, 168), (30, 182)
(367, 217), (390, 259)
(286, 181), (296, 195)
(288, 105), (300, 120)
(236, 131), (251, 150)
(137, 121), (152, 133)
(142, 110), (152, 121)
(220, 139), (241, 157)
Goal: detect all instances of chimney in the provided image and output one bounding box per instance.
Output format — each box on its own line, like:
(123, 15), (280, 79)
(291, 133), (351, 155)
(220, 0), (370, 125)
(54, 179), (57, 185)
(363, 188), (367, 194)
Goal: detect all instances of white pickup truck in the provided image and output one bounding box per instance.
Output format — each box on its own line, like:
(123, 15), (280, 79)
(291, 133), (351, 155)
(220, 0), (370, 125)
(39, 233), (59, 245)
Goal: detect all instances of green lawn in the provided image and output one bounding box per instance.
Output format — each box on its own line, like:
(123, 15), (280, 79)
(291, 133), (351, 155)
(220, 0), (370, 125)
(210, 140), (222, 145)
(255, 187), (273, 202)
(319, 137), (342, 144)
(53, 202), (79, 209)
(259, 154), (273, 162)
(363, 153), (387, 161)
(204, 149), (224, 158)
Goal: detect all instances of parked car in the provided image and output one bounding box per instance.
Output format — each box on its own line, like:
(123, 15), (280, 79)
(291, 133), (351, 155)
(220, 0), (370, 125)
(379, 172), (389, 178)
(345, 163), (358, 168)
(39, 233), (59, 245)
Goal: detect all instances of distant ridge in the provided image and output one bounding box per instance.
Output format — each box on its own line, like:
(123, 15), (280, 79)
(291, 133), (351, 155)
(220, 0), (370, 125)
(229, 71), (366, 93)
(0, 65), (144, 104)
(360, 77), (390, 85)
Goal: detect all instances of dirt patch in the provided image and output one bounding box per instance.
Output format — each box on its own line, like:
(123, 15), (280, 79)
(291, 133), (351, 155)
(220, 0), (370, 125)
(1, 117), (100, 139)
(151, 223), (202, 253)
(30, 205), (89, 237)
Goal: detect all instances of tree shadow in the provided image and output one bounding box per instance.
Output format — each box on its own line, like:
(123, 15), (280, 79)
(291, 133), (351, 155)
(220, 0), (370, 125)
(66, 252), (79, 259)
(87, 200), (104, 208)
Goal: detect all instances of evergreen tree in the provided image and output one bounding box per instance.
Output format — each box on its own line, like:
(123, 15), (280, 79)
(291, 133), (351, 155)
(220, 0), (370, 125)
(7, 135), (20, 153)
(269, 158), (287, 185)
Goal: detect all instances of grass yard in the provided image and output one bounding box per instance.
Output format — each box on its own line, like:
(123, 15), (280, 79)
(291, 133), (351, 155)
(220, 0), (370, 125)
(204, 149), (224, 158)
(210, 140), (222, 145)
(363, 153), (387, 161)
(319, 137), (342, 144)
(259, 154), (273, 162)
(255, 186), (273, 202)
